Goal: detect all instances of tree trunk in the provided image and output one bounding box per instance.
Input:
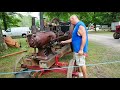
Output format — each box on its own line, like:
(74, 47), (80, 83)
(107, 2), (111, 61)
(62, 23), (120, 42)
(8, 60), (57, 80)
(94, 23), (96, 31)
(0, 29), (8, 51)
(2, 12), (7, 31)
(93, 12), (96, 32)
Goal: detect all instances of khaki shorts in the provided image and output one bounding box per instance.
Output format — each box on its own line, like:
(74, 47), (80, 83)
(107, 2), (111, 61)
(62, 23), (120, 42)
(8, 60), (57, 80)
(73, 52), (86, 66)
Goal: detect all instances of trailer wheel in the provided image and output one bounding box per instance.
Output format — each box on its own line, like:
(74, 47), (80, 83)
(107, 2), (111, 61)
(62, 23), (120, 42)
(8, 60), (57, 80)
(67, 59), (75, 78)
(14, 53), (33, 78)
(22, 34), (26, 38)
(67, 59), (81, 78)
(113, 33), (119, 39)
(14, 53), (31, 72)
(3, 35), (6, 37)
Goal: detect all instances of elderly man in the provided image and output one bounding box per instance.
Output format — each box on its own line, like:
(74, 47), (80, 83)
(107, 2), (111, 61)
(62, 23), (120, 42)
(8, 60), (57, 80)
(61, 15), (88, 78)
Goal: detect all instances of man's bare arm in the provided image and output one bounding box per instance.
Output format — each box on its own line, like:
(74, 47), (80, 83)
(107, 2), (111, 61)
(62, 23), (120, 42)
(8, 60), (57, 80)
(78, 25), (86, 51)
(61, 38), (72, 44)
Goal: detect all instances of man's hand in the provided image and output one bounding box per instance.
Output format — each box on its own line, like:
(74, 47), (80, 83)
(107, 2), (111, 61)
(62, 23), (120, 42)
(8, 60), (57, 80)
(78, 49), (83, 56)
(60, 41), (66, 44)
(60, 39), (72, 44)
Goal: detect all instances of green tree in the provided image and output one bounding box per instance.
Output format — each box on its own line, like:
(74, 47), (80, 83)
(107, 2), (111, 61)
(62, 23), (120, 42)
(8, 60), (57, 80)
(18, 15), (32, 27)
(0, 12), (22, 51)
(36, 19), (40, 28)
(0, 12), (22, 30)
(44, 12), (120, 31)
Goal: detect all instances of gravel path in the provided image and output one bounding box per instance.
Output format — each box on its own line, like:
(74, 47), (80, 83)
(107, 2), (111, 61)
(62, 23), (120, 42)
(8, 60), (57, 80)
(88, 34), (120, 49)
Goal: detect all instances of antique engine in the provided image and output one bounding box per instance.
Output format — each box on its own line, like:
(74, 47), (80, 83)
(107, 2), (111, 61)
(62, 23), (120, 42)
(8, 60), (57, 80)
(14, 13), (76, 78)
(26, 13), (71, 61)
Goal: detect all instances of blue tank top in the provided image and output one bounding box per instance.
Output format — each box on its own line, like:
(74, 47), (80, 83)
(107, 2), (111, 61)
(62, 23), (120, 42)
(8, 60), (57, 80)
(72, 21), (88, 53)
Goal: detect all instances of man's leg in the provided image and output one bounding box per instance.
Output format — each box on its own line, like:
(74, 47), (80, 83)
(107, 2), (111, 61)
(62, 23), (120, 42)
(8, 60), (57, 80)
(81, 65), (87, 78)
(75, 53), (87, 78)
(78, 55), (87, 78)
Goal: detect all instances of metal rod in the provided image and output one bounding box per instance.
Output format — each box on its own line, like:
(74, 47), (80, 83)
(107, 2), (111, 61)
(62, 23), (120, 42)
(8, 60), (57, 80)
(39, 12), (44, 31)
(32, 17), (36, 26)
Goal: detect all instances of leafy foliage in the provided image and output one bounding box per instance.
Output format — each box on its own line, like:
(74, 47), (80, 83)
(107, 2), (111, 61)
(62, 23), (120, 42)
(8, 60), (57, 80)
(0, 12), (22, 30)
(44, 12), (120, 25)
(18, 15), (32, 27)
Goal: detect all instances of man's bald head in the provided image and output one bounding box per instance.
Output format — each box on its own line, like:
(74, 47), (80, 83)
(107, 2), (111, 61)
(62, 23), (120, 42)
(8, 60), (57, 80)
(70, 15), (78, 19)
(70, 15), (79, 25)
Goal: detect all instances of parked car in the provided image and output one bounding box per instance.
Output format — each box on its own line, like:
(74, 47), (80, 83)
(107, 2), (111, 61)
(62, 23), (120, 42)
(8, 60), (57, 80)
(2, 27), (31, 38)
(96, 25), (101, 30)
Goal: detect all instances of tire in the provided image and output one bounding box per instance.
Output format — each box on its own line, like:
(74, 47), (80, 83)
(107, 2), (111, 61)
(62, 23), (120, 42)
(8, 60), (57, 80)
(67, 59), (75, 78)
(3, 35), (6, 37)
(67, 59), (81, 78)
(113, 33), (119, 39)
(22, 34), (26, 38)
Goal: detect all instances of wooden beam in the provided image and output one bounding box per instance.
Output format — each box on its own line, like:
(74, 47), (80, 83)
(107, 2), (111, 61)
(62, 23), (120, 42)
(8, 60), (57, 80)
(0, 50), (27, 59)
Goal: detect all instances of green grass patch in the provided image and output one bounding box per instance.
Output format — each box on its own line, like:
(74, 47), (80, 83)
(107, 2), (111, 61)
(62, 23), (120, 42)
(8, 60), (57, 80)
(86, 41), (120, 78)
(41, 72), (66, 78)
(0, 38), (34, 78)
(88, 31), (114, 36)
(0, 37), (28, 56)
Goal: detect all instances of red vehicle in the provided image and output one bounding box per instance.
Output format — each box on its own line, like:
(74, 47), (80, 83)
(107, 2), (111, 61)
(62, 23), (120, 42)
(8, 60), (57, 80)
(90, 26), (94, 29)
(113, 25), (120, 39)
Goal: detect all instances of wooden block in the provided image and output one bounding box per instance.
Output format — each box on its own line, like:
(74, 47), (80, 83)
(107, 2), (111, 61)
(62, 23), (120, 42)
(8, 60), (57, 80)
(39, 44), (71, 68)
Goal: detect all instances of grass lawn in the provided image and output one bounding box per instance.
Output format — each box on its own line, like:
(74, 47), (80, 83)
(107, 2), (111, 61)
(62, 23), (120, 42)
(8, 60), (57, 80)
(0, 37), (33, 78)
(88, 30), (114, 36)
(86, 41), (120, 78)
(0, 37), (120, 78)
